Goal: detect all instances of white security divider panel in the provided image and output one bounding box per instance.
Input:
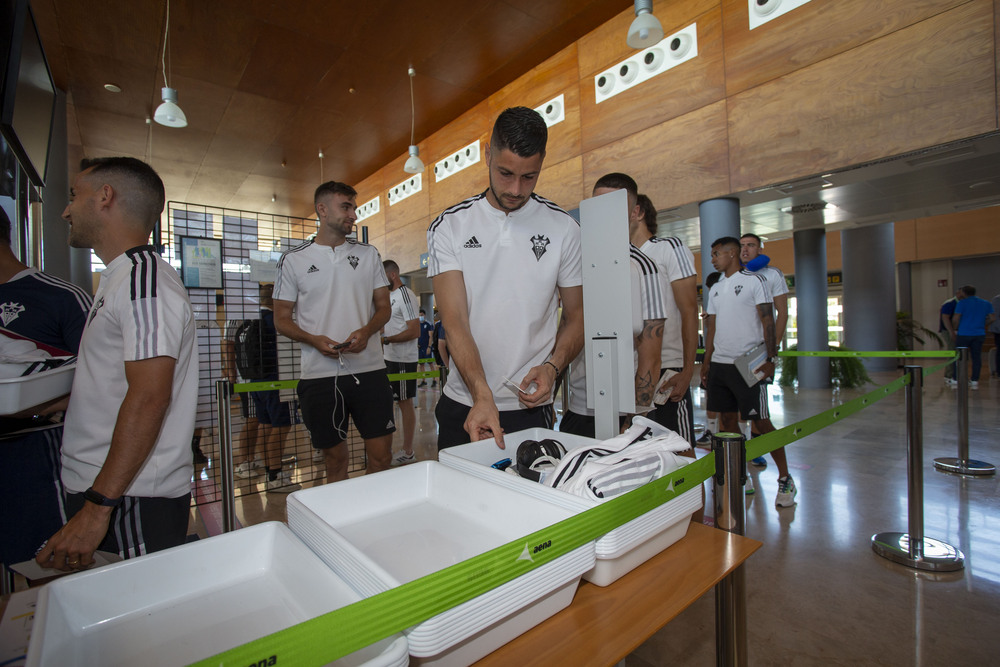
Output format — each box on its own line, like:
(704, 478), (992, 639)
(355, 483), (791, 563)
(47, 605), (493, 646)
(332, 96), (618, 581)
(535, 94), (566, 128)
(356, 195), (380, 222)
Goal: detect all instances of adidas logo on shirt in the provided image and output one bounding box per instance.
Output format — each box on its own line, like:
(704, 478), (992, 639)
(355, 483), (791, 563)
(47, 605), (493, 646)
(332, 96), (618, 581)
(463, 236), (482, 248)
(307, 265), (319, 273)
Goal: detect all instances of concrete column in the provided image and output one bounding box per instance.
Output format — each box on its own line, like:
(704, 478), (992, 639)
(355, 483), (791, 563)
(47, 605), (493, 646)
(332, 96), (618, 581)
(842, 223), (898, 372)
(793, 228), (830, 387)
(698, 198), (740, 281)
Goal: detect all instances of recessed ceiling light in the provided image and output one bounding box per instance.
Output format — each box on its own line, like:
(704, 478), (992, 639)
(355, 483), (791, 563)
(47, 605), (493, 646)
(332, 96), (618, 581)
(104, 83), (122, 93)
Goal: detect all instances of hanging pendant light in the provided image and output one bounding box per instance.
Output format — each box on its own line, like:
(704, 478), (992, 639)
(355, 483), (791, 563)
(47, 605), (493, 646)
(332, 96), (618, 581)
(627, 0), (664, 49)
(154, 0), (187, 128)
(403, 68), (424, 174)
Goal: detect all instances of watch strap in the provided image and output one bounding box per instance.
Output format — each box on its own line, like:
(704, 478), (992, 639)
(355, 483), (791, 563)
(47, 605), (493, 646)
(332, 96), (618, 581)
(84, 486), (123, 507)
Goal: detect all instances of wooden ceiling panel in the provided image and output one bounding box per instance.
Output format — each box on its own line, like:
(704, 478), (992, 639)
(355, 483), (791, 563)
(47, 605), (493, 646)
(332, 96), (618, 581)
(200, 134), (270, 173)
(150, 127), (213, 167)
(261, 0), (374, 49)
(250, 145), (321, 184)
(164, 74), (233, 134)
(75, 110), (149, 158)
(169, 0), (265, 89)
(272, 105), (353, 156)
(64, 48), (157, 120)
(66, 102), (82, 147)
(235, 27), (341, 105)
(216, 93), (298, 141)
(51, 0), (163, 66)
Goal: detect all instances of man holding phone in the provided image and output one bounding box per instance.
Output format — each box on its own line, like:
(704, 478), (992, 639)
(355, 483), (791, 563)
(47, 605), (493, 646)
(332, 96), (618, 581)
(273, 181), (395, 483)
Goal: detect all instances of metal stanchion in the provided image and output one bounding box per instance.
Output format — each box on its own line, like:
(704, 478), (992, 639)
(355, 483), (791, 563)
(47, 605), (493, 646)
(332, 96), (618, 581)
(215, 379), (237, 533)
(934, 348), (995, 476)
(712, 432), (748, 667)
(871, 367), (963, 571)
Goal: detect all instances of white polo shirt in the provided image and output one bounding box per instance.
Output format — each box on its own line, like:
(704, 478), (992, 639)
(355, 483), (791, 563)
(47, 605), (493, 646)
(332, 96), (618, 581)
(427, 192), (582, 411)
(706, 270), (771, 364)
(640, 236), (697, 369)
(274, 239), (389, 378)
(61, 246), (198, 499)
(568, 245), (666, 416)
(384, 284), (419, 363)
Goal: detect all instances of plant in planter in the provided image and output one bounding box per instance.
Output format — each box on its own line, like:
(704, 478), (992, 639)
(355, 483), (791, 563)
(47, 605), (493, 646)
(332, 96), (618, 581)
(896, 311), (944, 351)
(777, 344), (872, 389)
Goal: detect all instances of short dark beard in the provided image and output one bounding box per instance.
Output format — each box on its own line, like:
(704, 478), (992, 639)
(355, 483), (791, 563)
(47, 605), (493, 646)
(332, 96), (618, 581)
(488, 173), (527, 213)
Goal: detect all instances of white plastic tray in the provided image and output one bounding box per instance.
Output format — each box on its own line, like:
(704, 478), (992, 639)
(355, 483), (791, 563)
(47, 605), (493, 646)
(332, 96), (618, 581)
(439, 427), (702, 586)
(287, 461), (595, 665)
(0, 364), (74, 415)
(26, 522), (409, 667)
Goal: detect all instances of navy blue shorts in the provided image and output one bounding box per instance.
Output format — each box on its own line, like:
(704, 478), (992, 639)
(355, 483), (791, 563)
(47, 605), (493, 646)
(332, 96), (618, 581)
(249, 389), (291, 426)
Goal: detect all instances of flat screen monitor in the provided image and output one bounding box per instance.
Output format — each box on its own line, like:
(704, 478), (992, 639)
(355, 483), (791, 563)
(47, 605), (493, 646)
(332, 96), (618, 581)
(0, 1), (56, 187)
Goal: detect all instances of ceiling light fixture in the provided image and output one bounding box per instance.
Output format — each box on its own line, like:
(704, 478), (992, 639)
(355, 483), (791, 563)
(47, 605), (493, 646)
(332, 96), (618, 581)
(318, 149), (324, 182)
(627, 0), (664, 49)
(104, 83), (122, 93)
(153, 0), (187, 128)
(403, 68), (424, 174)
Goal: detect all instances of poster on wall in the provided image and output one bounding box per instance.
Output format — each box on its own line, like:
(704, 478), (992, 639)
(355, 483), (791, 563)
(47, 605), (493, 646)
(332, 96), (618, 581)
(248, 249), (282, 283)
(179, 235), (223, 289)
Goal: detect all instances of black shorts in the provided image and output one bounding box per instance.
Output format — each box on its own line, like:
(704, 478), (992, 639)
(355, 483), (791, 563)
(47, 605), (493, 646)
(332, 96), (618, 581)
(65, 492), (191, 559)
(558, 410), (626, 440)
(386, 360), (417, 401)
(647, 369), (695, 446)
(706, 362), (770, 422)
(297, 370), (396, 448)
(235, 391), (255, 420)
(249, 389), (291, 426)
(435, 393), (554, 450)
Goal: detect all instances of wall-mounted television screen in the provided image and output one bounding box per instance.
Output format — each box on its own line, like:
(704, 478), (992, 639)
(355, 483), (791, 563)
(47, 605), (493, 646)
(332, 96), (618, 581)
(0, 1), (56, 187)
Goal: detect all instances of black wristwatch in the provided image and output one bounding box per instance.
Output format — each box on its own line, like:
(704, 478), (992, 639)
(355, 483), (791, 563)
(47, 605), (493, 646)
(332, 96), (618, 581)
(84, 486), (123, 507)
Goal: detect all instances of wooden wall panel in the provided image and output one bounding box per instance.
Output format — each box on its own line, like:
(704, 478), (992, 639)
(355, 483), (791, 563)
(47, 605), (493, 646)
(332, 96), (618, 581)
(582, 101), (731, 212)
(909, 207), (1000, 260)
(580, 7), (726, 154)
(728, 1), (997, 193)
(537, 156), (585, 212)
(893, 220), (918, 263)
(722, 0), (970, 96)
(577, 0), (718, 79)
(354, 168), (386, 241)
(489, 44), (582, 166)
(384, 156), (430, 233)
(384, 218), (429, 274)
(426, 101), (491, 216)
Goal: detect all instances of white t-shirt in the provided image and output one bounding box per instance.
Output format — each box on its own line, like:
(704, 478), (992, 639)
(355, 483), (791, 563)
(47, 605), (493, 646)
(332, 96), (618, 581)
(384, 285), (419, 363)
(61, 246), (198, 498)
(640, 236), (697, 369)
(706, 270), (771, 364)
(427, 192), (582, 411)
(568, 245), (665, 416)
(274, 239), (389, 378)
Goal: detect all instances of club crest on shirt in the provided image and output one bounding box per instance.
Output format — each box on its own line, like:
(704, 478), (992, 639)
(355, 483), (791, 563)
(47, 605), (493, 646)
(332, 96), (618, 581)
(530, 234), (550, 261)
(0, 302), (24, 326)
(734, 284), (743, 296)
(348, 255), (360, 269)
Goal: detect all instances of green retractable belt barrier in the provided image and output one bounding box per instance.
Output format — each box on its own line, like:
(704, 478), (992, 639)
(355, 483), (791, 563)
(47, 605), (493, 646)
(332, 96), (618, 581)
(189, 455), (717, 666)
(199, 350), (956, 666)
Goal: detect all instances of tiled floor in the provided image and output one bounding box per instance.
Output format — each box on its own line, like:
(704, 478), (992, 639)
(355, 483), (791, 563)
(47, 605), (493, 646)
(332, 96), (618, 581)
(193, 368), (1000, 666)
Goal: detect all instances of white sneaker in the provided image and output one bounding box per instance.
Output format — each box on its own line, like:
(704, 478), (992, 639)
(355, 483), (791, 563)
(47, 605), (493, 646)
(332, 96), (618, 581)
(945, 378), (958, 387)
(266, 470), (301, 493)
(392, 451), (416, 466)
(776, 475), (797, 507)
(234, 461), (257, 479)
(970, 381), (979, 389)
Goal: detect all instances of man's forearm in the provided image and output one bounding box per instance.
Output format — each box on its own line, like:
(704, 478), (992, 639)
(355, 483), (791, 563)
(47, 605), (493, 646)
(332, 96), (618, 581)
(635, 319), (664, 406)
(758, 306), (777, 357)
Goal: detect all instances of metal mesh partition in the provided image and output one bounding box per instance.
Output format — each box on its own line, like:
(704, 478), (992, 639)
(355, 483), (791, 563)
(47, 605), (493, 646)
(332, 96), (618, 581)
(163, 201), (367, 504)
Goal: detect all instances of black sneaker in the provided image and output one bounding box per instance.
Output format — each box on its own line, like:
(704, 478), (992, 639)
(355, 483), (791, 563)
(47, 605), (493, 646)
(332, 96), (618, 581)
(695, 430), (713, 446)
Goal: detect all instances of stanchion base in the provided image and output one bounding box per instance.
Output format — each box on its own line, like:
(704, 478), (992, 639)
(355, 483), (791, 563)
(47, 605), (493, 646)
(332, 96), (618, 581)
(933, 457), (996, 476)
(871, 532), (964, 572)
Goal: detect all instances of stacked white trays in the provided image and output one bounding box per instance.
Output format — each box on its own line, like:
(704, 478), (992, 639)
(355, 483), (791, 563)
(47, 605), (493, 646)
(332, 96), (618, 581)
(439, 427), (702, 586)
(286, 461), (596, 667)
(26, 522), (409, 667)
(0, 364), (74, 415)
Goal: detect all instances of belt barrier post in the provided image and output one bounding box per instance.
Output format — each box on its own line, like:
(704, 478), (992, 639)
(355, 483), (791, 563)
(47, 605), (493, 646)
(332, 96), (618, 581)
(871, 367), (963, 571)
(712, 432), (748, 667)
(934, 347), (995, 476)
(215, 379), (237, 533)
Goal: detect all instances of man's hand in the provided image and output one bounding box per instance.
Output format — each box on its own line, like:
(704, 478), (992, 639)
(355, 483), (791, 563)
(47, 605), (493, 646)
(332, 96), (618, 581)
(35, 502), (113, 571)
(343, 328), (370, 354)
(465, 397), (505, 449)
(310, 334), (345, 357)
(754, 360), (776, 380)
(661, 367), (694, 402)
(519, 363), (557, 408)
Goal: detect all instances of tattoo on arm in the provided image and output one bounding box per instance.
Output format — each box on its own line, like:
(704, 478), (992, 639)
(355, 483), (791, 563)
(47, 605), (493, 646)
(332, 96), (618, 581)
(757, 304), (776, 356)
(635, 369), (655, 407)
(639, 319), (664, 342)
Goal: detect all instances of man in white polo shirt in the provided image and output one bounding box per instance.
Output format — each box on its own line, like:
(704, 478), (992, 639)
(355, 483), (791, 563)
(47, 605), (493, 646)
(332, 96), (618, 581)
(381, 259), (420, 465)
(37, 157), (198, 571)
(702, 236), (796, 507)
(273, 181), (394, 482)
(428, 107), (584, 449)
